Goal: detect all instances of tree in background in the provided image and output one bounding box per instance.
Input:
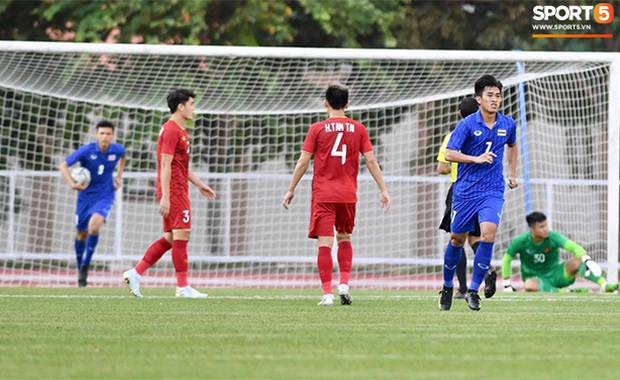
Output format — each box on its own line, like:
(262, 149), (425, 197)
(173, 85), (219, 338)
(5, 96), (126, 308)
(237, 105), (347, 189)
(0, 0), (617, 51)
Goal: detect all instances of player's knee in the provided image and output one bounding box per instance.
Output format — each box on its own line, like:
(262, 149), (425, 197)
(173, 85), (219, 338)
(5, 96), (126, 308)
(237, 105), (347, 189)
(449, 235), (466, 247)
(172, 229), (191, 241)
(524, 279), (539, 292)
(480, 222), (498, 242)
(467, 235), (481, 247)
(566, 257), (581, 273)
(87, 214), (105, 234)
(336, 232), (351, 243)
(480, 232), (496, 242)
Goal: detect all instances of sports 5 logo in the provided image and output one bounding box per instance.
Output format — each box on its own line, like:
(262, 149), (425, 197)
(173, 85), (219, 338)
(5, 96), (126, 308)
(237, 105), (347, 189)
(533, 3), (614, 24)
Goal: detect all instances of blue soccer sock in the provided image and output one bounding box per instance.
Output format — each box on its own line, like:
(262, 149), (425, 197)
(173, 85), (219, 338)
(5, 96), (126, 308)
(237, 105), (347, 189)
(442, 241), (463, 288)
(74, 238), (86, 269)
(469, 241), (494, 291)
(82, 234), (99, 267)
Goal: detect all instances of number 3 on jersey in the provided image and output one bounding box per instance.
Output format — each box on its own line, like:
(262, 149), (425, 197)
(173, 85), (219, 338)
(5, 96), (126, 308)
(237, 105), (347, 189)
(331, 132), (347, 165)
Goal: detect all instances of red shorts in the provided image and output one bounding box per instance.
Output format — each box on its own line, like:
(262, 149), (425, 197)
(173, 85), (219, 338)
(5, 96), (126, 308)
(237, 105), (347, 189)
(308, 202), (356, 239)
(162, 195), (191, 232)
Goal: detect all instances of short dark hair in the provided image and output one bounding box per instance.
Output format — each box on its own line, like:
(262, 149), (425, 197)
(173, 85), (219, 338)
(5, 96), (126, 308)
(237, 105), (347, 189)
(325, 83), (349, 110)
(526, 212), (547, 227)
(474, 75), (503, 97)
(167, 88), (196, 114)
(458, 97), (479, 119)
(96, 120), (115, 131)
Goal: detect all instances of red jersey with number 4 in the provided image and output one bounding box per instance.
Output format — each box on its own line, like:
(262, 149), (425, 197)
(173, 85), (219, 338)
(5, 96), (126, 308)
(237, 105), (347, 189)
(156, 120), (190, 200)
(302, 117), (373, 203)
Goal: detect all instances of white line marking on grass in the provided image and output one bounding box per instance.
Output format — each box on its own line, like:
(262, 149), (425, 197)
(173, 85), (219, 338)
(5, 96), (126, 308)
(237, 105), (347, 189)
(0, 293), (616, 302)
(0, 294), (147, 299)
(490, 295), (619, 302)
(0, 294), (432, 300)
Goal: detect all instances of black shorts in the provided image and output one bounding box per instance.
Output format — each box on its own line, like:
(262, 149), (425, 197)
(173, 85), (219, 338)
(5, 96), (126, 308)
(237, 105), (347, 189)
(438, 183), (481, 237)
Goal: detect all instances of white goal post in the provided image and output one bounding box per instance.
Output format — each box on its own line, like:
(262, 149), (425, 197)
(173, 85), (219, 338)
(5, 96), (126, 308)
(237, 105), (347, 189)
(0, 41), (618, 289)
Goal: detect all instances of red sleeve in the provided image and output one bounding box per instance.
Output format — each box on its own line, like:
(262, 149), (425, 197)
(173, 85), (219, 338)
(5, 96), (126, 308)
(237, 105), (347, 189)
(160, 127), (179, 156)
(360, 124), (373, 153)
(301, 124), (318, 153)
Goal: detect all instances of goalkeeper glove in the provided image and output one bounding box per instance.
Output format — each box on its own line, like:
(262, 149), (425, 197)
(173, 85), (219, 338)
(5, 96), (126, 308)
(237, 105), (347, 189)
(581, 254), (602, 277)
(503, 278), (516, 292)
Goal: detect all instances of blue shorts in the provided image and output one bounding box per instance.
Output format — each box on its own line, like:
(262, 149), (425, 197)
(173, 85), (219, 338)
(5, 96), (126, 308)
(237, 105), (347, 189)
(450, 197), (505, 234)
(75, 198), (114, 231)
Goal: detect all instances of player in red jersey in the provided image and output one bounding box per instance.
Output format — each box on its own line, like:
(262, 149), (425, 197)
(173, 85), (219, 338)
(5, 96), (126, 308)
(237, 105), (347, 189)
(282, 83), (391, 306)
(123, 89), (216, 298)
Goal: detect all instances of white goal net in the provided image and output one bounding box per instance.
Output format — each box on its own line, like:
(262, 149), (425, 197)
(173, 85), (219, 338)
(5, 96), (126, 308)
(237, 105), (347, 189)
(0, 42), (618, 289)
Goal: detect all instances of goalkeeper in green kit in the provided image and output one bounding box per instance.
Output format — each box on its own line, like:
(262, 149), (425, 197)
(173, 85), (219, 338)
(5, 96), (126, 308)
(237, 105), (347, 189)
(501, 212), (619, 293)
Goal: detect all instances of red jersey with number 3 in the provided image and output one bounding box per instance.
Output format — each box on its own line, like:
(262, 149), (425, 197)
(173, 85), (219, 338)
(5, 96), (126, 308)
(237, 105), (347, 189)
(302, 117), (373, 203)
(156, 120), (190, 201)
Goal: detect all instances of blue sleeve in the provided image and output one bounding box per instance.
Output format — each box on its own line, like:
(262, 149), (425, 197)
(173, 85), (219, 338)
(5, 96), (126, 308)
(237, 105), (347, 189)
(506, 117), (517, 145)
(116, 144), (126, 157)
(446, 119), (468, 151)
(65, 145), (88, 167)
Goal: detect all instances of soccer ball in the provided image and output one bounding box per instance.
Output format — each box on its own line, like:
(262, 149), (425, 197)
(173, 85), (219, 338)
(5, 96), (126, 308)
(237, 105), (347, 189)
(70, 167), (91, 186)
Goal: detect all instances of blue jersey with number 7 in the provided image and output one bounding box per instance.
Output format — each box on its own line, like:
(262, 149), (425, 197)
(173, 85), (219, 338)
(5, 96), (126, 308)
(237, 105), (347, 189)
(447, 110), (516, 201)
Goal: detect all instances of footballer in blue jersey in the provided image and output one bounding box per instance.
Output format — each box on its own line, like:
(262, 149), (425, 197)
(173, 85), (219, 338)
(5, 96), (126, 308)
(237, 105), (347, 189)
(438, 75), (518, 312)
(59, 120), (126, 287)
(447, 111), (516, 203)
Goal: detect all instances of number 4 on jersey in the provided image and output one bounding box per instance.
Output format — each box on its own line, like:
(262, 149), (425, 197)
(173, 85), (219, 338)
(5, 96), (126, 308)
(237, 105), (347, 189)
(331, 132), (347, 165)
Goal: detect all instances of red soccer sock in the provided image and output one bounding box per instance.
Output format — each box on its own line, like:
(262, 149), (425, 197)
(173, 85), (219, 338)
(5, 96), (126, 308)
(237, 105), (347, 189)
(337, 241), (353, 285)
(317, 246), (333, 294)
(172, 240), (189, 288)
(135, 237), (172, 275)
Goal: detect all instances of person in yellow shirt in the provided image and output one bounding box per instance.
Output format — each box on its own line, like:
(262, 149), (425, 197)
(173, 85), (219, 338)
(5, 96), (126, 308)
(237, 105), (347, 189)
(436, 97), (481, 299)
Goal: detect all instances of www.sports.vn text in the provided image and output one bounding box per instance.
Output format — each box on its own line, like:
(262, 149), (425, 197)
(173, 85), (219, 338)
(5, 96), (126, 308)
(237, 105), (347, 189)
(532, 24), (592, 30)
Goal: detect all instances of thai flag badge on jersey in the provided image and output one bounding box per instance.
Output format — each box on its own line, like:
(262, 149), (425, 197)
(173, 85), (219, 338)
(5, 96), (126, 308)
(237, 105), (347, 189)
(497, 129), (507, 136)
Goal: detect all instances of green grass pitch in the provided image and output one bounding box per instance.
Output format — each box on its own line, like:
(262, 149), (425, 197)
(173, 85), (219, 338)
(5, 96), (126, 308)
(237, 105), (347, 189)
(0, 288), (618, 379)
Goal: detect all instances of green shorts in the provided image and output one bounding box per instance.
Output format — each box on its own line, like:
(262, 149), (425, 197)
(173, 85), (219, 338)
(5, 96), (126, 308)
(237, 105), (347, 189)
(526, 263), (576, 288)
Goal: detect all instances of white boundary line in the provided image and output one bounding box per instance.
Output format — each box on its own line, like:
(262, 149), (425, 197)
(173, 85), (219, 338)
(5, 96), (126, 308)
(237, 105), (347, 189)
(0, 294), (616, 302)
